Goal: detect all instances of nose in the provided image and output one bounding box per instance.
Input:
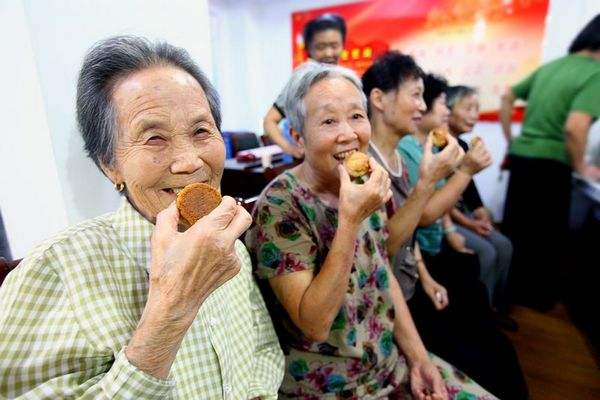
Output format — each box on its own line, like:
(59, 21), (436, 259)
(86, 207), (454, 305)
(418, 98), (427, 113)
(337, 120), (358, 143)
(170, 145), (204, 175)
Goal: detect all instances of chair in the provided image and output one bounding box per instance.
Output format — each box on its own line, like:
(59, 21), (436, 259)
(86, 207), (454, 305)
(0, 258), (21, 286)
(225, 131), (261, 156)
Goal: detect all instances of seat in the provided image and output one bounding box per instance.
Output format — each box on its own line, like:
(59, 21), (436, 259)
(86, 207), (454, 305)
(225, 131), (261, 156)
(0, 258), (21, 286)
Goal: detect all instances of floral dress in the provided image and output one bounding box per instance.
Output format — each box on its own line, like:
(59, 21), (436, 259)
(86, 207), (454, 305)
(245, 170), (498, 400)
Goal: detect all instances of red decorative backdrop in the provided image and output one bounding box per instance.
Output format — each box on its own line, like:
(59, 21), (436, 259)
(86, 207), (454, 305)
(292, 0), (549, 120)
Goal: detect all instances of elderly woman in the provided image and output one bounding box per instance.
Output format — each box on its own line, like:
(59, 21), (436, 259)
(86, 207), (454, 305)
(246, 62), (495, 399)
(0, 36), (283, 399)
(446, 85), (514, 314)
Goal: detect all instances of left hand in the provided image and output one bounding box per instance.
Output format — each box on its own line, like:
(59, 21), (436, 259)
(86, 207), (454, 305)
(421, 277), (449, 310)
(410, 359), (448, 400)
(472, 207), (492, 224)
(469, 219), (493, 236)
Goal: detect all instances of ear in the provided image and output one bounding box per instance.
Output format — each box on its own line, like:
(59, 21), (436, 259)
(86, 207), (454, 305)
(99, 160), (123, 186)
(369, 88), (386, 114)
(291, 128), (305, 148)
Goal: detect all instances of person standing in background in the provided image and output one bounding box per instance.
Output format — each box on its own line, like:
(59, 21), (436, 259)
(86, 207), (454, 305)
(262, 13), (347, 159)
(500, 14), (600, 311)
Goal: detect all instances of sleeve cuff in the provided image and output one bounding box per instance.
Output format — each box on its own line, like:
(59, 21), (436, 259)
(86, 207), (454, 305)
(100, 348), (175, 399)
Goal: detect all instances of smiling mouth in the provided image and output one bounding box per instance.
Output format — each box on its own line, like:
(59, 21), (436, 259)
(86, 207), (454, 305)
(162, 188), (185, 196)
(333, 149), (357, 162)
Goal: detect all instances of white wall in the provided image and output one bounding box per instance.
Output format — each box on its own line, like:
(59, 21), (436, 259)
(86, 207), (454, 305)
(210, 0), (600, 221)
(0, 0), (213, 258)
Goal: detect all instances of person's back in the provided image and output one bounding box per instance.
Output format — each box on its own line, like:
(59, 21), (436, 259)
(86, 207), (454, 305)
(510, 54), (600, 164)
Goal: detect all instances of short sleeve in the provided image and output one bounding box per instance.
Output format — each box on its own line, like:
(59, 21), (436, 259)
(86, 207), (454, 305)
(512, 70), (538, 100)
(247, 179), (318, 280)
(398, 137), (421, 188)
(571, 72), (600, 117)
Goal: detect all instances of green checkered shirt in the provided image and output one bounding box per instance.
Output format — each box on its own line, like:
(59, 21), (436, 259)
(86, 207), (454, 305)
(0, 199), (284, 399)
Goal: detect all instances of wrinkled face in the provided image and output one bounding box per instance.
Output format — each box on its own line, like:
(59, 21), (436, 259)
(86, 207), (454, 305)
(380, 77), (426, 135)
(418, 93), (450, 133)
(308, 29), (344, 64)
(299, 77), (370, 185)
(104, 66), (225, 222)
(449, 93), (480, 134)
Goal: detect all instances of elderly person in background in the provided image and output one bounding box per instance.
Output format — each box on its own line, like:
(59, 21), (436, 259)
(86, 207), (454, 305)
(446, 85), (514, 316)
(0, 36), (283, 399)
(246, 62), (495, 399)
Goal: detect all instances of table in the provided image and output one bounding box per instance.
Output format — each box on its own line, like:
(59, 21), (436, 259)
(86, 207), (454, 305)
(221, 156), (300, 200)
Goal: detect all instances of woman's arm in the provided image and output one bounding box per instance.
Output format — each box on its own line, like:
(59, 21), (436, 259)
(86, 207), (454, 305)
(500, 87), (516, 143)
(565, 111), (592, 175)
(263, 106), (303, 158)
(269, 161), (392, 342)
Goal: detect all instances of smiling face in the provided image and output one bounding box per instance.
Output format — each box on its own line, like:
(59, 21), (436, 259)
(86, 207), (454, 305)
(103, 65), (225, 222)
(308, 29), (344, 64)
(380, 76), (426, 136)
(298, 76), (370, 187)
(418, 93), (450, 133)
(448, 93), (480, 135)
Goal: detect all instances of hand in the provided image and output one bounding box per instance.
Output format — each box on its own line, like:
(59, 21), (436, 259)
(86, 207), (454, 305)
(284, 143), (304, 159)
(148, 197), (252, 321)
(419, 132), (465, 184)
(338, 157), (392, 227)
(582, 164), (600, 182)
(469, 218), (493, 236)
(421, 277), (449, 310)
(458, 139), (492, 176)
(410, 359), (448, 400)
(446, 231), (474, 254)
(472, 207), (492, 224)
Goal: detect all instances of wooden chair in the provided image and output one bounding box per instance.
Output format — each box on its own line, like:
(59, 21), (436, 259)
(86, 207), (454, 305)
(0, 258), (21, 286)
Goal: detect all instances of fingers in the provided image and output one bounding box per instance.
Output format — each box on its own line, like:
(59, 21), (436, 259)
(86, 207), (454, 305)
(423, 132), (434, 156)
(189, 196), (238, 235)
(225, 205), (253, 240)
(154, 202), (180, 240)
(462, 247), (475, 255)
(337, 164), (351, 186)
(432, 374), (447, 399)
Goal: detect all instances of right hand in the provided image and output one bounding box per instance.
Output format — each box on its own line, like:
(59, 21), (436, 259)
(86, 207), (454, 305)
(446, 231), (474, 254)
(458, 138), (492, 176)
(148, 197), (252, 321)
(285, 143), (304, 159)
(338, 157), (392, 227)
(468, 218), (493, 236)
(419, 132), (464, 184)
(421, 277), (449, 310)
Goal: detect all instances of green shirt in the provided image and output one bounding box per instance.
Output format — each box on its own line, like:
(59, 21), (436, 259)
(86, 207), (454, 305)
(510, 54), (600, 165)
(398, 135), (446, 255)
(0, 199), (284, 399)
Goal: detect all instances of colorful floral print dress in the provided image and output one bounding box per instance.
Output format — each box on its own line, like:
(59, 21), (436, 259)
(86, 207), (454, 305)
(245, 170), (498, 400)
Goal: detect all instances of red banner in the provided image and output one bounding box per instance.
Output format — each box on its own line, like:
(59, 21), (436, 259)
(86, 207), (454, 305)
(292, 0), (549, 120)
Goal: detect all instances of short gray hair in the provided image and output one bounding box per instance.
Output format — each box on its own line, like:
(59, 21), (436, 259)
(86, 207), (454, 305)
(76, 35), (221, 169)
(446, 85), (477, 110)
(283, 62), (367, 136)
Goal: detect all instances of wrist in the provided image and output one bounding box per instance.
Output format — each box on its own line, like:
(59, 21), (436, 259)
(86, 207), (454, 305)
(443, 225), (457, 235)
(457, 164), (475, 177)
(414, 178), (436, 195)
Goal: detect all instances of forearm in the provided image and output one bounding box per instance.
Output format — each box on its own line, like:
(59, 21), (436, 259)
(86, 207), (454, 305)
(387, 180), (435, 254)
(126, 299), (192, 379)
(500, 91), (515, 142)
(388, 266), (429, 364)
(263, 107), (291, 152)
(449, 207), (473, 228)
(566, 128), (588, 174)
(298, 221), (361, 340)
(419, 169), (472, 226)
(414, 244), (432, 283)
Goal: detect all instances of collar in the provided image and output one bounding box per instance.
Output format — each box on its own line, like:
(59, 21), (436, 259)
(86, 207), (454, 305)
(112, 198), (155, 272)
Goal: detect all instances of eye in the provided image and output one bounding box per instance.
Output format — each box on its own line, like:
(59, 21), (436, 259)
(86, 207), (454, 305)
(145, 135), (165, 145)
(322, 118), (336, 126)
(194, 128), (210, 138)
(352, 113), (365, 119)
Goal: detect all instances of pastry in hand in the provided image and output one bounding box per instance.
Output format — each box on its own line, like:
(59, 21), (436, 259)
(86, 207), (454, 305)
(431, 128), (449, 149)
(176, 182), (222, 226)
(470, 136), (482, 146)
(344, 151), (370, 178)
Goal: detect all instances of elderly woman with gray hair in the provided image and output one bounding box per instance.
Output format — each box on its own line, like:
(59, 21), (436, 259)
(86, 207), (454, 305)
(246, 62), (496, 399)
(0, 36), (283, 399)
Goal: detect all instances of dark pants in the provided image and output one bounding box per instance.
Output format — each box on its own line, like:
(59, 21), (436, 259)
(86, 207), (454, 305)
(416, 246), (529, 399)
(502, 155), (572, 310)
